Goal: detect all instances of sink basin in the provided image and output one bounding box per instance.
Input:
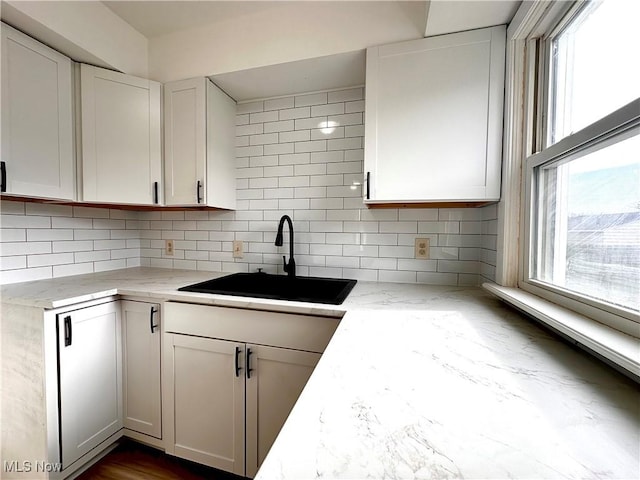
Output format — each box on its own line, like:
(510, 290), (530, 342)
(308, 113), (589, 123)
(178, 273), (357, 305)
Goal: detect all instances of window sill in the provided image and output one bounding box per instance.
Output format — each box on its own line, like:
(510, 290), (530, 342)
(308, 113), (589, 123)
(482, 282), (640, 382)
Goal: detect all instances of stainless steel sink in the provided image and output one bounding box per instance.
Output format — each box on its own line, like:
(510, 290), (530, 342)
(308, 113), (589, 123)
(178, 272), (357, 305)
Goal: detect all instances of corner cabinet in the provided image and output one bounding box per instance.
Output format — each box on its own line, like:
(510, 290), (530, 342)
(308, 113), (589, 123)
(1, 22), (75, 200)
(163, 78), (237, 209)
(364, 26), (506, 204)
(79, 64), (162, 205)
(163, 302), (338, 478)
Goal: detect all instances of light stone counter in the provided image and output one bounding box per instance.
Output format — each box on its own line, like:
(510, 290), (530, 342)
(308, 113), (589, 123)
(1, 268), (638, 479)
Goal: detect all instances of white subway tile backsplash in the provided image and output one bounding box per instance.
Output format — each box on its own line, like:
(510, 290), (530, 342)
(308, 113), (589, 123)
(264, 97), (294, 111)
(53, 241), (93, 253)
(237, 101), (264, 114)
(237, 123), (264, 136)
(295, 92), (327, 107)
(280, 106), (311, 120)
(311, 103), (344, 116)
(1, 241), (52, 256)
(0, 256), (27, 270)
(264, 119), (295, 133)
(1, 215), (51, 229)
(27, 229), (73, 241)
(0, 201), (26, 214)
(280, 153), (311, 165)
(250, 111), (278, 124)
(0, 229), (26, 242)
(328, 88), (363, 103)
(250, 133), (279, 145)
(28, 252), (74, 268)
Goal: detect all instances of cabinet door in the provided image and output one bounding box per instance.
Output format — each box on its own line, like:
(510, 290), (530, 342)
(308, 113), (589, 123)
(364, 26), (505, 203)
(122, 300), (161, 439)
(1, 23), (74, 200)
(164, 78), (206, 206)
(80, 64), (162, 205)
(58, 301), (122, 468)
(164, 334), (245, 476)
(245, 345), (320, 478)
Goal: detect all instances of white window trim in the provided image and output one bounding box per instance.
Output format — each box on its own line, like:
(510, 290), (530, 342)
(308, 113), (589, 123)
(488, 0), (640, 381)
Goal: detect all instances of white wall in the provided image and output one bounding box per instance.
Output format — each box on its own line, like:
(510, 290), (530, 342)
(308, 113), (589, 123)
(148, 2), (426, 82)
(2, 0), (148, 77)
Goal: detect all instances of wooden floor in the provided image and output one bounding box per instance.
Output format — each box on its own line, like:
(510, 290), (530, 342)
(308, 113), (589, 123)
(76, 440), (245, 480)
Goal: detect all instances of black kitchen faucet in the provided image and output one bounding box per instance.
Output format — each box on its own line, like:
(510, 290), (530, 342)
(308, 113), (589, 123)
(275, 214), (296, 278)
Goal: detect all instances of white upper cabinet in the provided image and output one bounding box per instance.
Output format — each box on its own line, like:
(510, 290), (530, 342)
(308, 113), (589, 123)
(364, 26), (506, 204)
(1, 23), (75, 200)
(80, 64), (162, 205)
(164, 78), (236, 209)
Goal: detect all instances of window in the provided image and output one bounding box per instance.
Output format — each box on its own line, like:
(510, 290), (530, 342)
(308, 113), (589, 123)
(521, 0), (640, 328)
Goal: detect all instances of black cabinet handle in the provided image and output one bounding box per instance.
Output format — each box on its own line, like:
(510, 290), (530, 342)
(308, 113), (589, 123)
(235, 346), (242, 377)
(153, 181), (159, 204)
(366, 172), (370, 200)
(196, 180), (203, 204)
(64, 316), (72, 346)
(246, 347), (253, 379)
(149, 306), (158, 333)
(1, 161), (6, 193)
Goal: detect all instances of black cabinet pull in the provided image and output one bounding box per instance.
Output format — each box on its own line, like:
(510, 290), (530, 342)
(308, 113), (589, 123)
(235, 346), (242, 377)
(366, 172), (370, 200)
(153, 181), (159, 204)
(64, 316), (72, 346)
(149, 306), (158, 333)
(1, 161), (6, 193)
(196, 180), (203, 204)
(246, 347), (253, 379)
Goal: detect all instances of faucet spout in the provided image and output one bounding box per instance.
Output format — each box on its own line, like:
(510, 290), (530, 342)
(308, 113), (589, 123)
(275, 215), (296, 278)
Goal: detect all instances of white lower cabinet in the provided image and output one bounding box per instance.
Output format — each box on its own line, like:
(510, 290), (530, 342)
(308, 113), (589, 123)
(166, 334), (246, 474)
(57, 300), (123, 469)
(163, 302), (338, 478)
(245, 345), (320, 478)
(122, 300), (162, 440)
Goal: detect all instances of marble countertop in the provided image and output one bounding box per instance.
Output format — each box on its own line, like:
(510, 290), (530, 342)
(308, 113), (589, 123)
(1, 268), (638, 478)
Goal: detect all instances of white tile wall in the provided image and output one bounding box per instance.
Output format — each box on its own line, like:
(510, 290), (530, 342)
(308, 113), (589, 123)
(0, 87), (501, 286)
(0, 202), (141, 284)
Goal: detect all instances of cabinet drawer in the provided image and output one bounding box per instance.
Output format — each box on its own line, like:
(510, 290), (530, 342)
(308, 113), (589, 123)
(163, 302), (340, 354)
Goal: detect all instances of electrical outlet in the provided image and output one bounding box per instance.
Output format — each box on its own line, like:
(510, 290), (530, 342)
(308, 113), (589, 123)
(165, 239), (174, 256)
(232, 240), (243, 258)
(415, 238), (430, 259)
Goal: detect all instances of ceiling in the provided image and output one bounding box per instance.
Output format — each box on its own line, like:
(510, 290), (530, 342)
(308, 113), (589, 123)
(101, 1), (522, 101)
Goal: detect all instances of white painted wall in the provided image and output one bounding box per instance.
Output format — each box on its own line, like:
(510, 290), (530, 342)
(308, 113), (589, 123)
(148, 1), (426, 82)
(2, 0), (148, 77)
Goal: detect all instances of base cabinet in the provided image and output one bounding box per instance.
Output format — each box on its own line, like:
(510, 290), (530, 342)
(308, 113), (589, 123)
(122, 300), (162, 440)
(245, 345), (320, 478)
(57, 301), (123, 469)
(163, 302), (338, 477)
(166, 334), (245, 475)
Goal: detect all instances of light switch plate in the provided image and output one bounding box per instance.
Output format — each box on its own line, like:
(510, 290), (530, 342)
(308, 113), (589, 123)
(233, 240), (243, 258)
(415, 238), (430, 259)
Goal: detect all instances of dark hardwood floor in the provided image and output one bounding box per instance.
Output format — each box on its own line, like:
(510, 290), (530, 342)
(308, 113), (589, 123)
(76, 440), (245, 480)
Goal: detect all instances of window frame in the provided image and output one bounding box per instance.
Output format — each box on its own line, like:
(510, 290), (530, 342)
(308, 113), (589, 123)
(500, 0), (640, 338)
